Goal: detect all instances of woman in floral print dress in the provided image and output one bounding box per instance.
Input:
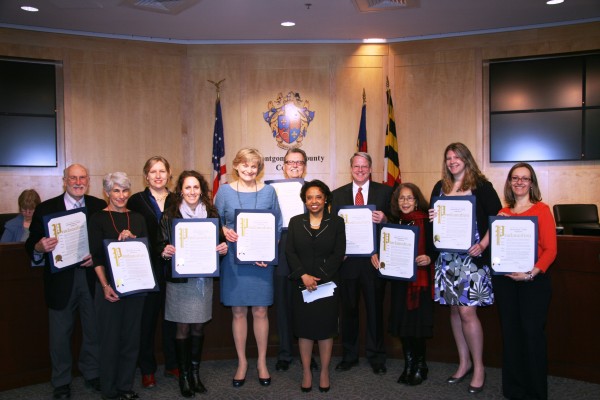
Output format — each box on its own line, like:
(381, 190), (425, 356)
(429, 143), (501, 394)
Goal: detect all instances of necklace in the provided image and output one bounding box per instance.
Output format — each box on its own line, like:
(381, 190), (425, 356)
(151, 189), (168, 202)
(108, 210), (130, 235)
(236, 180), (258, 209)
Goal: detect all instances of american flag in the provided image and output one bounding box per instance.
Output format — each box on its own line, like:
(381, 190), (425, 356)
(212, 98), (227, 199)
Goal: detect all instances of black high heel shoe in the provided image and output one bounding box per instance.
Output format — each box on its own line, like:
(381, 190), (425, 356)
(257, 369), (271, 386)
(232, 365), (247, 388)
(319, 386), (330, 393)
(468, 372), (486, 394)
(446, 366), (473, 384)
(232, 377), (245, 388)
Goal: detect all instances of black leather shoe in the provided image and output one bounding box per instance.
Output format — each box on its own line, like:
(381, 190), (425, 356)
(301, 385), (312, 393)
(371, 363), (387, 375)
(258, 376), (272, 386)
(319, 386), (330, 393)
(232, 377), (245, 388)
(335, 360), (358, 371)
(310, 357), (319, 371)
(85, 377), (101, 392)
(275, 359), (290, 371)
(53, 384), (71, 399)
(447, 366), (474, 384)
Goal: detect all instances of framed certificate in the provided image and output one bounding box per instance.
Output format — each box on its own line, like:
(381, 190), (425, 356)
(431, 195), (476, 252)
(265, 178), (305, 230)
(102, 238), (158, 296)
(234, 209), (278, 265)
(171, 218), (220, 278)
(377, 223), (417, 281)
(490, 216), (538, 274)
(43, 208), (90, 273)
(337, 205), (376, 257)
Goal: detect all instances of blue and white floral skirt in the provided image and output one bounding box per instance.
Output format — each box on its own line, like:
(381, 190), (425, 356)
(434, 252), (494, 306)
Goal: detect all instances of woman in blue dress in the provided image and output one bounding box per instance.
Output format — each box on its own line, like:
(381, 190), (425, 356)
(429, 143), (501, 394)
(214, 147), (282, 388)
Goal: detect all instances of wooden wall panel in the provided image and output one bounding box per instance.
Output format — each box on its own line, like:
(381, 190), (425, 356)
(0, 24), (599, 213)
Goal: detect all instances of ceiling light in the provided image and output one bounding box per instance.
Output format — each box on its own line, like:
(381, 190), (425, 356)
(363, 38), (386, 43)
(281, 21), (296, 27)
(546, 0), (564, 4)
(21, 6), (39, 12)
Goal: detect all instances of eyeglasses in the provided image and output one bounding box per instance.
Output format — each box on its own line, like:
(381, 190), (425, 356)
(398, 196), (416, 202)
(510, 176), (531, 183)
(352, 165), (370, 170)
(284, 160), (305, 166)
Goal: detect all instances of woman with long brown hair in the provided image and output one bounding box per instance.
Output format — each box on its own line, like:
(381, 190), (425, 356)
(158, 170), (227, 397)
(429, 143), (501, 394)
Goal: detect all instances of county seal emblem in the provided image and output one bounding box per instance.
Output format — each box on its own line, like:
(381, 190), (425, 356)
(263, 91), (315, 149)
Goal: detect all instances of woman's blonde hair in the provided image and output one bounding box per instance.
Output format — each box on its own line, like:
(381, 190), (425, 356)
(232, 147), (265, 179)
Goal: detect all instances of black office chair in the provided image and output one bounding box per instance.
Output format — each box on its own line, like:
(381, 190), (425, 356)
(553, 204), (600, 235)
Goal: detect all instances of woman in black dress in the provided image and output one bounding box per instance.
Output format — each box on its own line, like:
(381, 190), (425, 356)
(89, 172), (148, 400)
(286, 180), (346, 393)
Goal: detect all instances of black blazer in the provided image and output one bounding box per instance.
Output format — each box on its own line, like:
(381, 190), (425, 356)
(331, 181), (394, 279)
(25, 193), (107, 310)
(286, 211), (346, 283)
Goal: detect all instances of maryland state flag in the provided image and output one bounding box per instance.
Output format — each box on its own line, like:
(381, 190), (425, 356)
(357, 89), (368, 152)
(383, 79), (401, 186)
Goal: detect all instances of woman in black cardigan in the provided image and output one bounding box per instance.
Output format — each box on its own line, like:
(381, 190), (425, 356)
(127, 156), (179, 388)
(286, 180), (346, 393)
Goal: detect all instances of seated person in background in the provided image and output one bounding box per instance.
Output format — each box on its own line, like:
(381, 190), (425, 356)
(1, 189), (41, 242)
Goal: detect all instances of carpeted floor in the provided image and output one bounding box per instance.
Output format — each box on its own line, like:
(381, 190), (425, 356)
(1, 358), (598, 400)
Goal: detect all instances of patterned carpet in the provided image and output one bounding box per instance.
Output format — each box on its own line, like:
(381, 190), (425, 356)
(1, 358), (598, 400)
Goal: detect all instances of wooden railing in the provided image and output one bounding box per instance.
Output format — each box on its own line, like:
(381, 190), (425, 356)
(1, 236), (599, 390)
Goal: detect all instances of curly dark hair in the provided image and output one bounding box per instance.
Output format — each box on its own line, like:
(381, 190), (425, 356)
(166, 170), (218, 218)
(300, 179), (332, 204)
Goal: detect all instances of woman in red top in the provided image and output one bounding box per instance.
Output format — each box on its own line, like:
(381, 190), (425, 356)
(493, 162), (557, 400)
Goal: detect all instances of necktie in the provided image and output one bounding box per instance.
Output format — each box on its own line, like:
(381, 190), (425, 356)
(74, 201), (82, 209)
(355, 187), (364, 206)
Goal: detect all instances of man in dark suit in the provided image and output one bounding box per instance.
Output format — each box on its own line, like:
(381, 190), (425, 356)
(331, 152), (393, 375)
(25, 164), (107, 399)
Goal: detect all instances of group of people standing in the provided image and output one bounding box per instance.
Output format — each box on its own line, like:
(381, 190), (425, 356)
(22, 141), (556, 400)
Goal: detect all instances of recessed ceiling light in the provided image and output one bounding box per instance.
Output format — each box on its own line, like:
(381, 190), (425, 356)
(281, 21), (296, 27)
(21, 6), (39, 12)
(546, 0), (564, 4)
